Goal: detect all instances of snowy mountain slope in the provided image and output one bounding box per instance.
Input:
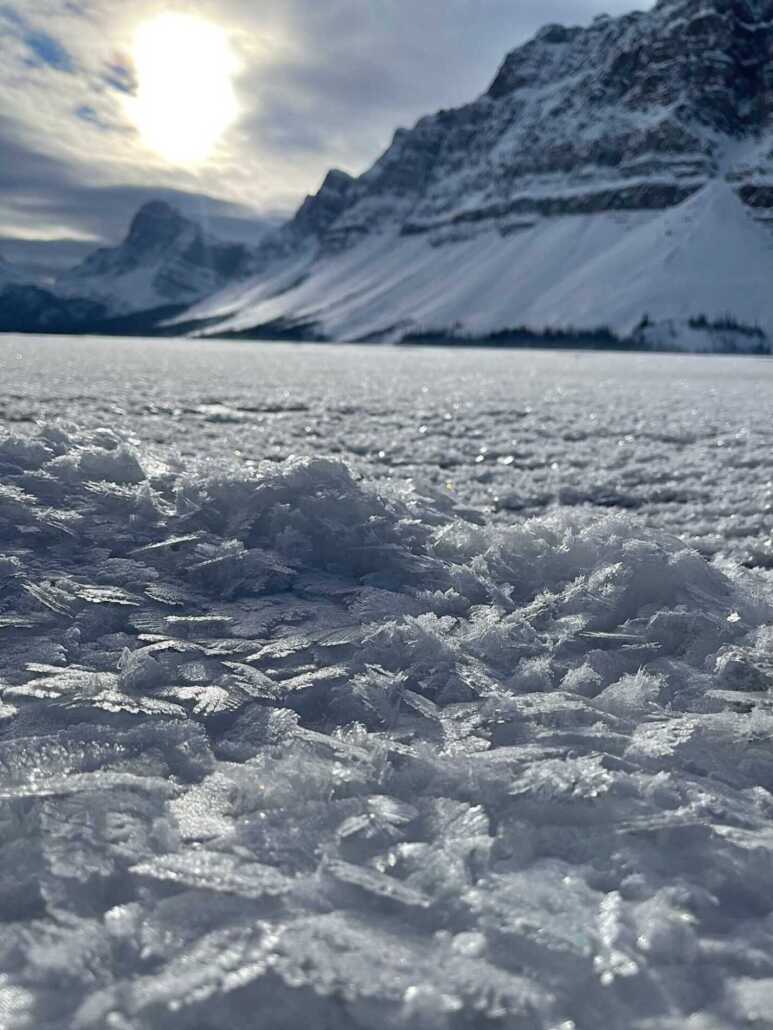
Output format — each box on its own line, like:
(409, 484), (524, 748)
(529, 180), (773, 339)
(185, 0), (773, 347)
(55, 201), (259, 317)
(182, 209), (638, 340)
(184, 181), (773, 347)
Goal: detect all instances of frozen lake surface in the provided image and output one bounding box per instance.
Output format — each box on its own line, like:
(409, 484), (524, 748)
(2, 335), (773, 1029)
(4, 335), (773, 565)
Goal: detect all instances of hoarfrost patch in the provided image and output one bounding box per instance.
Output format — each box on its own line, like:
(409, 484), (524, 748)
(1, 422), (773, 1028)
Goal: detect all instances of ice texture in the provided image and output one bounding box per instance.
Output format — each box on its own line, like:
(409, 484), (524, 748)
(4, 336), (773, 569)
(1, 341), (773, 1028)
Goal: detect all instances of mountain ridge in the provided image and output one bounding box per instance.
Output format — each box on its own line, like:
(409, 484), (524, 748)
(182, 0), (773, 350)
(6, 1), (773, 349)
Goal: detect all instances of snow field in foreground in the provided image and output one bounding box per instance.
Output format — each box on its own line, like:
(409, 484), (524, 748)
(4, 337), (773, 571)
(2, 422), (773, 1028)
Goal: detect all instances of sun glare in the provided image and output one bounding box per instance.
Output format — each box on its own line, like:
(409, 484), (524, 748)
(130, 13), (239, 165)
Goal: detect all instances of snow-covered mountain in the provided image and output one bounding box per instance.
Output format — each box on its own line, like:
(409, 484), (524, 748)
(183, 0), (773, 349)
(56, 201), (258, 317)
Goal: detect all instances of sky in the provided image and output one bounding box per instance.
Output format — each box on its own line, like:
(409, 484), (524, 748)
(0, 0), (650, 252)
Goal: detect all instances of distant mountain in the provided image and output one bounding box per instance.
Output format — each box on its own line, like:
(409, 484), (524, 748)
(0, 252), (21, 289)
(0, 200), (272, 335)
(0, 238), (98, 288)
(55, 201), (258, 317)
(181, 0), (773, 352)
(0, 283), (192, 337)
(0, 285), (107, 334)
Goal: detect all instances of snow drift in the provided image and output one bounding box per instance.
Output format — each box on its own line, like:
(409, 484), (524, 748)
(2, 422), (773, 1028)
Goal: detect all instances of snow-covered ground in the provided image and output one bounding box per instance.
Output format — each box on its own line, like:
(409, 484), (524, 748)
(2, 335), (773, 1029)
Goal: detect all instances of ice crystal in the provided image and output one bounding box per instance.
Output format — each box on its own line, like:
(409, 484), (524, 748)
(0, 421), (773, 1028)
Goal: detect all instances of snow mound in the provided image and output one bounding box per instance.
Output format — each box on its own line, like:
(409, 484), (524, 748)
(2, 424), (773, 1028)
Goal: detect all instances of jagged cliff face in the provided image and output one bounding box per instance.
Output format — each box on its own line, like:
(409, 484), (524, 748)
(319, 0), (773, 242)
(244, 170), (357, 273)
(490, 0), (773, 127)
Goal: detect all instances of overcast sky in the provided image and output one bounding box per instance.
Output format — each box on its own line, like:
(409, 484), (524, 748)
(0, 0), (650, 246)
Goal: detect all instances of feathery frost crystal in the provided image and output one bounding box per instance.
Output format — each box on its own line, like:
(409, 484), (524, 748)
(1, 419), (773, 1029)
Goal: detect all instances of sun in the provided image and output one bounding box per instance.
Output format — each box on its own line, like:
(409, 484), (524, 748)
(130, 13), (239, 165)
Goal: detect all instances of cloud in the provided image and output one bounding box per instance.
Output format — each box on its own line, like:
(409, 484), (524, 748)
(0, 0), (652, 243)
(0, 118), (279, 247)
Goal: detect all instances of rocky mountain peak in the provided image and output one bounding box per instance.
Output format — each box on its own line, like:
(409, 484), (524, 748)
(55, 200), (257, 315)
(489, 0), (773, 131)
(126, 201), (192, 255)
(320, 169), (356, 193)
(291, 169), (356, 237)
